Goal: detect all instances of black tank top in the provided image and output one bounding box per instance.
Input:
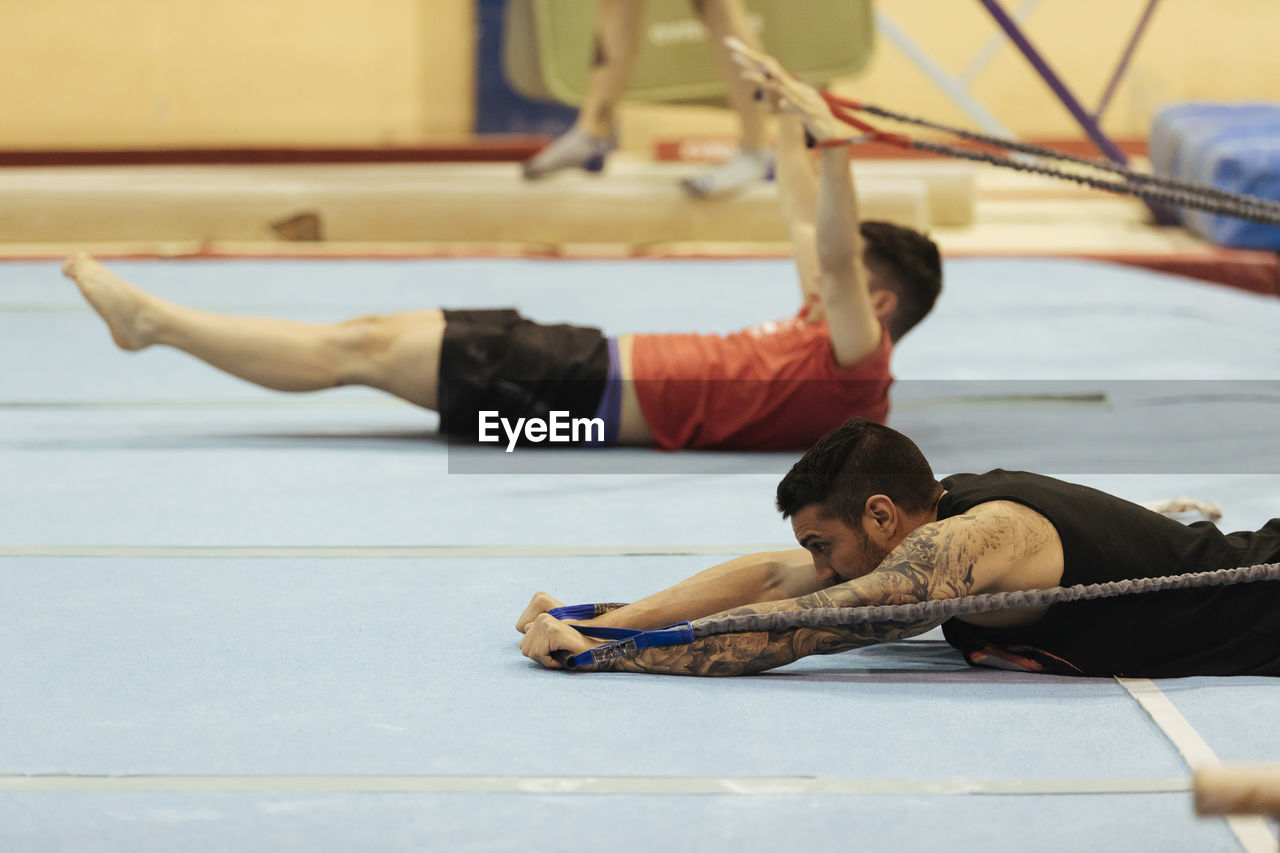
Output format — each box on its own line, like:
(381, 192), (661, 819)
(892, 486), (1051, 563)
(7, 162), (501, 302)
(937, 470), (1280, 677)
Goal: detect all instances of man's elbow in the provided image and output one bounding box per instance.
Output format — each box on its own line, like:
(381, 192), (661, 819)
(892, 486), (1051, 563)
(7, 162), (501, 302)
(759, 552), (826, 599)
(816, 249), (858, 281)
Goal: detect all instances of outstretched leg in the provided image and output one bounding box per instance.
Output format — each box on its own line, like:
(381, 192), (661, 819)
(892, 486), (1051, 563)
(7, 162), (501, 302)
(62, 253), (444, 409)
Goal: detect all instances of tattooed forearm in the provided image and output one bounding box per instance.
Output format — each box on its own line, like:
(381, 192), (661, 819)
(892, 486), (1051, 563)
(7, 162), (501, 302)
(588, 614), (945, 677)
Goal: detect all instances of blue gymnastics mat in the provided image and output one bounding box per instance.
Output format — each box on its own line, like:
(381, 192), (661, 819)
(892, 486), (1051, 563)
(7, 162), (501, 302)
(1, 255), (1277, 852)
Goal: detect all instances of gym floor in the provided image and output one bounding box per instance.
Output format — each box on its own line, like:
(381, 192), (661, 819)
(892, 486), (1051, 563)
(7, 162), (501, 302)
(2, 253), (1278, 850)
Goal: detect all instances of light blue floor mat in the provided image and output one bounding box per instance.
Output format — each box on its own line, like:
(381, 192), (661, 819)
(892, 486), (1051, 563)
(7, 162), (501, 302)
(1, 256), (1276, 851)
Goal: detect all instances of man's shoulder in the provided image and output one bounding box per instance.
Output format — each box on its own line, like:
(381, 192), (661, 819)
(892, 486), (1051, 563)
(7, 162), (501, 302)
(936, 473), (1064, 543)
(923, 501), (1065, 595)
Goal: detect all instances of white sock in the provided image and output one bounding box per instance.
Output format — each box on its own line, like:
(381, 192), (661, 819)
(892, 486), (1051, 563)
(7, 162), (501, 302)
(522, 129), (614, 179)
(1142, 496), (1223, 523)
(680, 148), (774, 198)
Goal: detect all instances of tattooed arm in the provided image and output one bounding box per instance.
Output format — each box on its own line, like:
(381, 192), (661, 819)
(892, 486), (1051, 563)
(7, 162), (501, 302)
(728, 38), (881, 366)
(520, 503), (1060, 675)
(590, 523), (963, 676)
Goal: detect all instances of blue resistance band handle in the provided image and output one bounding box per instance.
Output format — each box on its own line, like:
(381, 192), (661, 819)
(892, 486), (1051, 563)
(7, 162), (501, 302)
(546, 603), (629, 621)
(554, 622), (695, 671)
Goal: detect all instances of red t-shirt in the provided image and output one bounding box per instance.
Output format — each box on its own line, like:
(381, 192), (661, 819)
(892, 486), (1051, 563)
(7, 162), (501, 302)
(630, 312), (893, 450)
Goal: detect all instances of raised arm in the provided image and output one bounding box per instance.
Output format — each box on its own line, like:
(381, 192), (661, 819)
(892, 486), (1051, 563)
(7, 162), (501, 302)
(774, 114), (823, 314)
(728, 38), (882, 366)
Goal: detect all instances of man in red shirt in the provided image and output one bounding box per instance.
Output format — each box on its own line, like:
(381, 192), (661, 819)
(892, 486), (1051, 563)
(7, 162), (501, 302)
(63, 42), (940, 451)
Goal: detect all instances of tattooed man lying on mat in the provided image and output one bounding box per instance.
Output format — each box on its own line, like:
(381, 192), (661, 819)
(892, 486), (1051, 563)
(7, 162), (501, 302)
(518, 417), (1280, 678)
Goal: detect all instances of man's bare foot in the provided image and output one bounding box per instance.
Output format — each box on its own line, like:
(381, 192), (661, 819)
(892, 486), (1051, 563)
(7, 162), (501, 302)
(62, 253), (158, 351)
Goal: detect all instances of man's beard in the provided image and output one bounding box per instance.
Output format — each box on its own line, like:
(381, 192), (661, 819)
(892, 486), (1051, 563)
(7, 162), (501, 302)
(857, 533), (893, 577)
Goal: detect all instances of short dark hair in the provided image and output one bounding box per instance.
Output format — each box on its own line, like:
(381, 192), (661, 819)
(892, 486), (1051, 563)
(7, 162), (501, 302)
(776, 417), (943, 527)
(860, 221), (942, 342)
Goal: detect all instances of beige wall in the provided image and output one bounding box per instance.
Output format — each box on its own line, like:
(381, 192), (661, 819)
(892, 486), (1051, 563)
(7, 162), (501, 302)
(0, 0), (473, 148)
(3, 1), (1279, 150)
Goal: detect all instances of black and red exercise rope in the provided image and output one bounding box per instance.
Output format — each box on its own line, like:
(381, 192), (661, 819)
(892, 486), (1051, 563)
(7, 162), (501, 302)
(814, 92), (1280, 227)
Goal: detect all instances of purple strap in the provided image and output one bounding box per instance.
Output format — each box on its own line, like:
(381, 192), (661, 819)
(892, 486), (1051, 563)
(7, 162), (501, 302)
(585, 337), (622, 446)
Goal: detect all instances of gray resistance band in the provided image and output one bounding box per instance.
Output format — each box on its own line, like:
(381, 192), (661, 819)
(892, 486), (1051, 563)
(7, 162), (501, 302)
(692, 562), (1280, 638)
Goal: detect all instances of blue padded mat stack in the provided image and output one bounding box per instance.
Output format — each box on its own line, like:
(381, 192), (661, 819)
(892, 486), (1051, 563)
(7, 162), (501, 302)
(1149, 101), (1280, 248)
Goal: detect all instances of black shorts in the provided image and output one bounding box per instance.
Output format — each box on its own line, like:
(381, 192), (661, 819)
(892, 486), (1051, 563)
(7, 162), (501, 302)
(437, 309), (608, 440)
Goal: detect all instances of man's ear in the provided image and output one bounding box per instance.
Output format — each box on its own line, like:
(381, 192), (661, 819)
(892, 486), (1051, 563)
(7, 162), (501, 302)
(862, 494), (898, 540)
(870, 289), (897, 322)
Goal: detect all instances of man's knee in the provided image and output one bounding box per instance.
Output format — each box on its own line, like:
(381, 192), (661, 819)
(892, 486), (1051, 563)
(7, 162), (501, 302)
(336, 314), (389, 345)
(330, 315), (396, 381)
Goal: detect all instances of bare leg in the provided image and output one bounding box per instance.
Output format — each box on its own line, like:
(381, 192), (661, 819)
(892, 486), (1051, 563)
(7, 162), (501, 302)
(62, 253), (443, 410)
(698, 0), (766, 149)
(681, 0), (773, 198)
(576, 0), (646, 138)
(522, 0), (644, 179)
